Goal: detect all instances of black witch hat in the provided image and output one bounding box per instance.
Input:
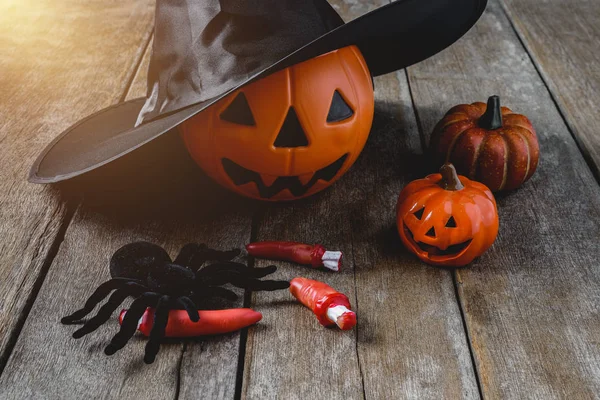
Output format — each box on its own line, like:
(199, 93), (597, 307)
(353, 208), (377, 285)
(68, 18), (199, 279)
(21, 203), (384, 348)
(29, 0), (487, 183)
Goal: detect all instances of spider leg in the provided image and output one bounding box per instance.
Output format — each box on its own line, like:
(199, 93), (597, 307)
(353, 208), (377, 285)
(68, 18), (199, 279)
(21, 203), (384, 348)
(247, 264), (278, 278)
(199, 266), (284, 289)
(144, 295), (171, 364)
(174, 243), (207, 266)
(194, 286), (238, 301)
(224, 275), (290, 292)
(176, 243), (241, 272)
(104, 292), (160, 356)
(71, 282), (145, 338)
(197, 262), (277, 279)
(203, 248), (241, 262)
(61, 278), (145, 324)
(175, 296), (199, 322)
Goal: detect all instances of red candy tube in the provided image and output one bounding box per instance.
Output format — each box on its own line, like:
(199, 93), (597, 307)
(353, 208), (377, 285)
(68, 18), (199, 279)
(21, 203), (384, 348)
(289, 277), (356, 330)
(119, 308), (262, 337)
(246, 241), (342, 272)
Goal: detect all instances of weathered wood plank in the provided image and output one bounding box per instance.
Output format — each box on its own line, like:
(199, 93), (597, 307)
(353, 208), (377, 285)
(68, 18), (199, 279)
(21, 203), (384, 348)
(0, 0), (154, 370)
(352, 71), (480, 400)
(500, 0), (600, 179)
(345, 71), (482, 400)
(241, 1), (479, 399)
(1, 25), (257, 398)
(407, 0), (600, 398)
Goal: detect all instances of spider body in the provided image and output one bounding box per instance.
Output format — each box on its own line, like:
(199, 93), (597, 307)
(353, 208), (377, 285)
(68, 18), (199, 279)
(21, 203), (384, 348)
(62, 242), (289, 363)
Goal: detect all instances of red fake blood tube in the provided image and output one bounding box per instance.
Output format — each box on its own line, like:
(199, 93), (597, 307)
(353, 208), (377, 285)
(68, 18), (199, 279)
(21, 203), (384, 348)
(289, 277), (356, 330)
(246, 241), (342, 272)
(119, 308), (262, 337)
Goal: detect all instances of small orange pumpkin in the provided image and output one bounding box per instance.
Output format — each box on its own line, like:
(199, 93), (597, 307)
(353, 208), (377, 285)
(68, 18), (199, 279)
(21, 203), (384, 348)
(396, 164), (499, 267)
(429, 95), (539, 192)
(180, 45), (374, 201)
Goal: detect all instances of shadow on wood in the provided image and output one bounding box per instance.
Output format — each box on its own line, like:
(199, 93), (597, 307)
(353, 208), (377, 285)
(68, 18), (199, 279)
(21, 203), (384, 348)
(54, 128), (260, 226)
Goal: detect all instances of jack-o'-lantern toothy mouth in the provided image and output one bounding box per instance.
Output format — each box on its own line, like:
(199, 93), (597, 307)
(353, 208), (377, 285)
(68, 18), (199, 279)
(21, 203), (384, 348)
(221, 154), (348, 199)
(404, 225), (472, 257)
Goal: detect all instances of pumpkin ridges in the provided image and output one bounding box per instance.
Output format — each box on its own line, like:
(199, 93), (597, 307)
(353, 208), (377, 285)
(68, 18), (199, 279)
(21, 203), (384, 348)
(503, 113), (534, 132)
(441, 120), (476, 164)
(503, 128), (530, 190)
(512, 125), (539, 181)
(336, 46), (371, 155)
(498, 135), (509, 191)
(397, 182), (439, 209)
(430, 113), (472, 154)
(469, 102), (487, 117)
(466, 179), (496, 203)
(445, 104), (473, 116)
(449, 127), (486, 178)
(436, 113), (472, 131)
(471, 132), (490, 183)
(476, 134), (506, 191)
(430, 97), (539, 192)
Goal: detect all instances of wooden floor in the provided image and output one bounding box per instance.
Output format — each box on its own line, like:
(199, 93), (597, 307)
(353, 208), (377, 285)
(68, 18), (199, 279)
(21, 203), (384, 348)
(1, 0), (599, 399)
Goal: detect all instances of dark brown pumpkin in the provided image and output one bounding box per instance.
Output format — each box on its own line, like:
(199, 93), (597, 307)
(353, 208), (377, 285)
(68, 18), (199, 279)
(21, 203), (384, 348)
(429, 96), (539, 192)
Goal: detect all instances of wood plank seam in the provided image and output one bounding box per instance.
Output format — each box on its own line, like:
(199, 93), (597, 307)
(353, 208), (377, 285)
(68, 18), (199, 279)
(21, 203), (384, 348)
(396, 0), (486, 390)
(122, 28), (155, 103)
(405, 0), (600, 396)
(496, 0), (600, 185)
(350, 226), (368, 400)
(233, 316), (250, 400)
(403, 60), (486, 397)
(175, 342), (187, 400)
(232, 209), (262, 400)
(403, 69), (428, 153)
(0, 28), (155, 376)
(0, 203), (76, 375)
(452, 273), (485, 399)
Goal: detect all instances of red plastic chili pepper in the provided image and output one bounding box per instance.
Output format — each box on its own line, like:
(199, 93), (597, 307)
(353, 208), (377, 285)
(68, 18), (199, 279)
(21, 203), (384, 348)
(119, 308), (262, 337)
(246, 241), (342, 271)
(289, 277), (356, 330)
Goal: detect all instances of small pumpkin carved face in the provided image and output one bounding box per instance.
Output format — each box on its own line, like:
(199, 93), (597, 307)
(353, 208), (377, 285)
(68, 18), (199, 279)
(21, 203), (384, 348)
(180, 45), (374, 201)
(396, 164), (499, 267)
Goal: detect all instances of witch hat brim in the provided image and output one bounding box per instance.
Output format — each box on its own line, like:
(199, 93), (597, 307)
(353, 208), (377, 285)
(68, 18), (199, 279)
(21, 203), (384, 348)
(29, 0), (486, 183)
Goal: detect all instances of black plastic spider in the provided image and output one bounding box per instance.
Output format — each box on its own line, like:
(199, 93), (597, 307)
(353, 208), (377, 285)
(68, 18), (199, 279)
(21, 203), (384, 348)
(61, 241), (289, 363)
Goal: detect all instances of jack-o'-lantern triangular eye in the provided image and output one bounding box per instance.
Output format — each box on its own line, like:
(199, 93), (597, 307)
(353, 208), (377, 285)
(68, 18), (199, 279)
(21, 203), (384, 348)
(274, 107), (309, 148)
(413, 207), (425, 220)
(220, 92), (255, 126)
(327, 90), (353, 123)
(446, 216), (457, 228)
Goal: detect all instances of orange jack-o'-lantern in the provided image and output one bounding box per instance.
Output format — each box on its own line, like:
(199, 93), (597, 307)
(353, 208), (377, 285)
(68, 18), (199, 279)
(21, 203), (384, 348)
(180, 45), (374, 201)
(396, 164), (499, 267)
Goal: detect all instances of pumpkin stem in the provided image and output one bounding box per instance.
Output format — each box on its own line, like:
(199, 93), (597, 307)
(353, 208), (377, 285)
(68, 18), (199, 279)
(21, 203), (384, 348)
(440, 163), (464, 191)
(479, 95), (503, 130)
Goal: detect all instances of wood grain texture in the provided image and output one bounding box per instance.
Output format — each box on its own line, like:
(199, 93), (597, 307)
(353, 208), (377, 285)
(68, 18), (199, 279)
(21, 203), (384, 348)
(500, 0), (600, 179)
(407, 0), (600, 398)
(1, 23), (259, 398)
(0, 0), (154, 370)
(352, 71), (480, 400)
(241, 1), (479, 399)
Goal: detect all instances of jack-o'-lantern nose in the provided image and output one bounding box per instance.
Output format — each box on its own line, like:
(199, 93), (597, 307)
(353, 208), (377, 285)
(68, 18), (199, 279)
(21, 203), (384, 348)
(274, 107), (309, 148)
